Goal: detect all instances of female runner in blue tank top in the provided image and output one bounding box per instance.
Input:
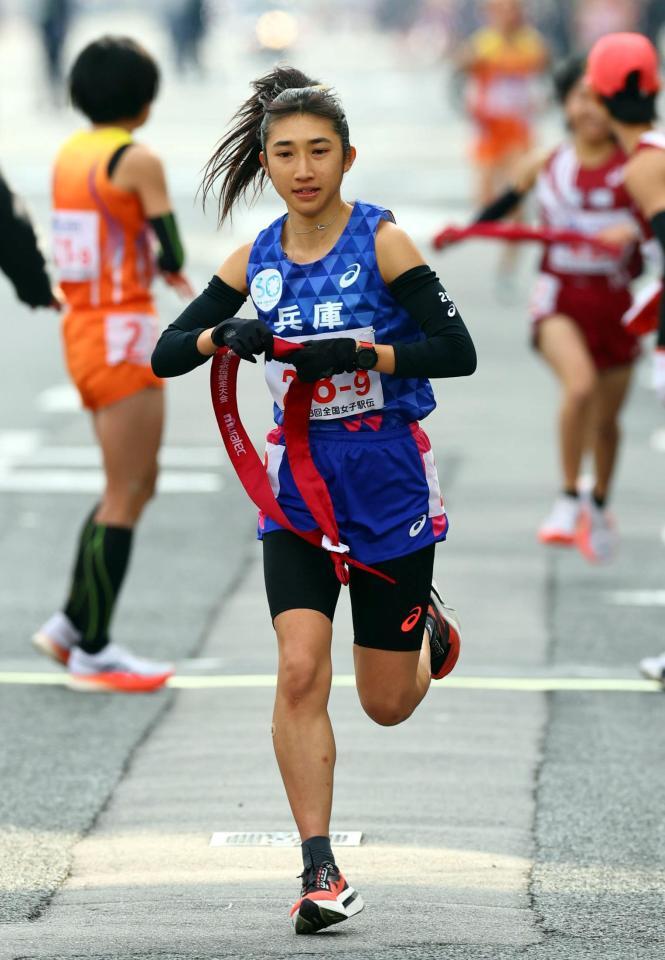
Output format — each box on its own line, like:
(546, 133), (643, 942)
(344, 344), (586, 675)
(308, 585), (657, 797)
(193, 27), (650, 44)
(152, 66), (477, 935)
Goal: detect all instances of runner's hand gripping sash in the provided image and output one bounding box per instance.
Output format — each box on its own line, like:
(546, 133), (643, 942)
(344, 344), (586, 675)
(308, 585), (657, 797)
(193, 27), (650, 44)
(432, 222), (623, 254)
(210, 337), (396, 586)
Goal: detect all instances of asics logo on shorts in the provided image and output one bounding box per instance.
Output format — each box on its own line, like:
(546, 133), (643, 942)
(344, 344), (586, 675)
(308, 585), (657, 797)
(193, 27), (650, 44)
(401, 606), (423, 633)
(339, 263), (361, 288)
(409, 514), (427, 537)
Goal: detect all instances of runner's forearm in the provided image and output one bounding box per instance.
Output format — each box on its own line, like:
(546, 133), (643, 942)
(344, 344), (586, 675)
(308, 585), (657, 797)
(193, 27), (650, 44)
(0, 171), (54, 306)
(650, 211), (665, 347)
(389, 266), (477, 378)
(151, 275), (246, 376)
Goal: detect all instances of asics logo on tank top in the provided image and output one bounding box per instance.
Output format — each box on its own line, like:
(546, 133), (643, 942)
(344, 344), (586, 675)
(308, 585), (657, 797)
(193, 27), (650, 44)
(339, 262), (361, 288)
(409, 514), (427, 537)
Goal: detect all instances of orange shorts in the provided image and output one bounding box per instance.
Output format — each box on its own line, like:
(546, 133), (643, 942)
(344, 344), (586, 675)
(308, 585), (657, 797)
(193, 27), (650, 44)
(472, 116), (532, 166)
(62, 305), (163, 411)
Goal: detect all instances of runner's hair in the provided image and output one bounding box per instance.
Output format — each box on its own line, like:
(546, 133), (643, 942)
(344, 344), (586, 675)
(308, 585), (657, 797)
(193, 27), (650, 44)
(201, 65), (351, 224)
(552, 54), (586, 104)
(69, 36), (159, 123)
(602, 70), (658, 124)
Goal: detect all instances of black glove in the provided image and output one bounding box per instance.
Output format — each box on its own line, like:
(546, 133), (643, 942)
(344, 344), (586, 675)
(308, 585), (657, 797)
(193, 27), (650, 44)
(211, 317), (274, 362)
(290, 338), (357, 383)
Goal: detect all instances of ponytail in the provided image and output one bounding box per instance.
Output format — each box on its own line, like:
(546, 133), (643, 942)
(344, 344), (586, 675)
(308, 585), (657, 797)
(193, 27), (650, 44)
(201, 65), (350, 225)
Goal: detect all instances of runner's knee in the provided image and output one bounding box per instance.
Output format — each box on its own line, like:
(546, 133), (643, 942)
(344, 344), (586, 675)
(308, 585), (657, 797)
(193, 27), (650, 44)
(277, 652), (330, 709)
(565, 373), (596, 407)
(359, 691), (414, 727)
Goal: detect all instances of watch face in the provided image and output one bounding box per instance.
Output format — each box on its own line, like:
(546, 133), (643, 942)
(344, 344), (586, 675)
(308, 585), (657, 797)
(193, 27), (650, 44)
(356, 347), (377, 370)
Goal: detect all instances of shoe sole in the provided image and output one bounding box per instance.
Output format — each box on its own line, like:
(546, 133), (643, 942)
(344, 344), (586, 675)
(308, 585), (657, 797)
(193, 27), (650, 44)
(292, 889), (364, 935)
(538, 532), (576, 547)
(32, 631), (70, 666)
(66, 671), (173, 694)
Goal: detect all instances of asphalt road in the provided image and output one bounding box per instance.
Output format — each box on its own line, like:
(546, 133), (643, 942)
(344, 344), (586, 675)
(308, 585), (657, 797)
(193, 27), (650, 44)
(1, 9), (664, 960)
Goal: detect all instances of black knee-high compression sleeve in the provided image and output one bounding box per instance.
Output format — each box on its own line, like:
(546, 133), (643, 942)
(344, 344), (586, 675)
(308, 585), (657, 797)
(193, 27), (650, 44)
(65, 521), (134, 655)
(63, 505), (99, 626)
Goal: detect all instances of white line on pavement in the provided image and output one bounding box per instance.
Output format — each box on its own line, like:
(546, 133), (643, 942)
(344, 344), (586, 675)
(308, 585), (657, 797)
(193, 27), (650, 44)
(0, 469), (222, 493)
(605, 590), (665, 606)
(26, 446), (225, 468)
(0, 672), (660, 693)
(36, 383), (80, 413)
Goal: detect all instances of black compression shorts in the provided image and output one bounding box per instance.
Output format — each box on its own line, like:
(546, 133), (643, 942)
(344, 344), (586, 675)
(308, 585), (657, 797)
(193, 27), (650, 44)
(262, 530), (435, 652)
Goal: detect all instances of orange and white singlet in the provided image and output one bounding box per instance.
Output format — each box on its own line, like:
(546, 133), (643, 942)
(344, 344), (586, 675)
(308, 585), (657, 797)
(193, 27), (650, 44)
(52, 127), (162, 409)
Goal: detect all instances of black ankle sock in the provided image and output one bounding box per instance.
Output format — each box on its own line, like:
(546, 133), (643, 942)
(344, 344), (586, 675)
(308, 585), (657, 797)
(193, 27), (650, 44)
(592, 492), (607, 509)
(302, 835), (335, 871)
(64, 519), (133, 655)
(563, 488), (579, 499)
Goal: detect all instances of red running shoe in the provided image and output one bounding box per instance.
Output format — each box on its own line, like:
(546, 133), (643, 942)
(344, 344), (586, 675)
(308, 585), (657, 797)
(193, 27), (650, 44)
(427, 582), (461, 679)
(290, 861), (364, 934)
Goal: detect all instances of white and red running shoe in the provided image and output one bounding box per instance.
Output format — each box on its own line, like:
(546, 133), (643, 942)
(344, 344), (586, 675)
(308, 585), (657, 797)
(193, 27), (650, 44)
(32, 611), (80, 666)
(576, 496), (617, 564)
(66, 643), (173, 693)
(290, 861), (364, 934)
(538, 494), (582, 547)
(427, 582), (461, 679)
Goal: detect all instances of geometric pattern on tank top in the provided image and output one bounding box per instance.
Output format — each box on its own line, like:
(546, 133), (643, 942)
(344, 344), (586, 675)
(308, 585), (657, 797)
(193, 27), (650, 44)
(247, 199), (436, 430)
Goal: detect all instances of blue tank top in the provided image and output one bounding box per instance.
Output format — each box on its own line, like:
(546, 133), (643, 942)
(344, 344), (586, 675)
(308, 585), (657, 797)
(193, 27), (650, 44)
(246, 200), (436, 432)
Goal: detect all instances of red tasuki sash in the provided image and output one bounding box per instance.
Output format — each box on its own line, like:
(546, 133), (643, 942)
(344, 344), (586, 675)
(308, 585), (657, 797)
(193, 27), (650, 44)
(210, 337), (395, 586)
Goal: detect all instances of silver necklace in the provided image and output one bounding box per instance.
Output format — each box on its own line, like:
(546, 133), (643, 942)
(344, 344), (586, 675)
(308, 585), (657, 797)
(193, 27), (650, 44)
(290, 204), (345, 235)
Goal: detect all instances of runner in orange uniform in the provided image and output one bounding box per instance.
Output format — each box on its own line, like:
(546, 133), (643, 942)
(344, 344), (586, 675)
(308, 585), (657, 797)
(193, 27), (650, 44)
(33, 36), (191, 692)
(457, 0), (549, 206)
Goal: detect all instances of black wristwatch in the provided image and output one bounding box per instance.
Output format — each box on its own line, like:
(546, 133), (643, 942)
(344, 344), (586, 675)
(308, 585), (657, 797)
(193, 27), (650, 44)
(355, 340), (378, 371)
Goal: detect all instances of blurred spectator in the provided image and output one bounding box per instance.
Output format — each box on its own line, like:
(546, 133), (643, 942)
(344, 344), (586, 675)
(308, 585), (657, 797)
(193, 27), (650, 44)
(164, 0), (209, 75)
(641, 0), (665, 46)
(575, 0), (639, 49)
(455, 0), (549, 206)
(35, 0), (74, 104)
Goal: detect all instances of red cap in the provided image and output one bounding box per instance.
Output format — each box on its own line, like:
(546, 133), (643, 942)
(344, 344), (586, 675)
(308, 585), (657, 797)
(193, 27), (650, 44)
(586, 32), (661, 98)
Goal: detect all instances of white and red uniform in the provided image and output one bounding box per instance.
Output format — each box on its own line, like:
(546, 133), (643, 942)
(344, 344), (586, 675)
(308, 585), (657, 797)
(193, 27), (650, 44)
(530, 142), (640, 369)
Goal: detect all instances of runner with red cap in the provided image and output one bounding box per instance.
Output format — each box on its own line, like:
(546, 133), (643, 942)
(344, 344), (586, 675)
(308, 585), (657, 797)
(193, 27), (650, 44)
(151, 66), (477, 934)
(586, 32), (665, 403)
(586, 32), (665, 679)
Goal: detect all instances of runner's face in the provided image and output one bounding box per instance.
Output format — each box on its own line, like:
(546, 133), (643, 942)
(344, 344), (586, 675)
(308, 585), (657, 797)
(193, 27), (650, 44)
(260, 114), (355, 217)
(565, 79), (613, 144)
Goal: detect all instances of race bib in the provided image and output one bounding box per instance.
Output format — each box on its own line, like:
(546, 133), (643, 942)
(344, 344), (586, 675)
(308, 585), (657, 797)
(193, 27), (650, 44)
(52, 210), (100, 282)
(105, 313), (158, 367)
(264, 326), (384, 421)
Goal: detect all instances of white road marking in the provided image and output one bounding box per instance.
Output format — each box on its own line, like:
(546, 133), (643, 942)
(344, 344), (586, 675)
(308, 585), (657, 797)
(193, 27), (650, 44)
(210, 831), (363, 848)
(0, 429), (224, 493)
(0, 672), (660, 693)
(26, 445), (224, 468)
(0, 469), (221, 494)
(605, 590), (665, 607)
(36, 383), (80, 413)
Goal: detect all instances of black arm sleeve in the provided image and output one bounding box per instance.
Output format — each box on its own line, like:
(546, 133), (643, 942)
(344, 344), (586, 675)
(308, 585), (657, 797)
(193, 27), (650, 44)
(473, 186), (525, 223)
(151, 275), (247, 377)
(389, 266), (477, 379)
(650, 210), (665, 348)
(0, 170), (54, 307)
(148, 212), (186, 273)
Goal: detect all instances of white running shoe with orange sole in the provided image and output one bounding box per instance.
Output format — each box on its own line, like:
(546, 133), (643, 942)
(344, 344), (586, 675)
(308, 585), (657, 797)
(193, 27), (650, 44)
(67, 644), (174, 693)
(538, 495), (582, 547)
(576, 496), (617, 564)
(32, 611), (80, 666)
